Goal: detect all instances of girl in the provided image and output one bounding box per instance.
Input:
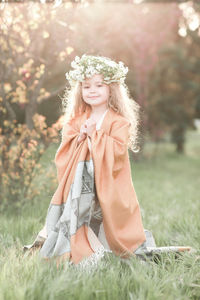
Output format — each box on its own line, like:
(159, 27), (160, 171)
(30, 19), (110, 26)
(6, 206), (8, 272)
(24, 55), (154, 266)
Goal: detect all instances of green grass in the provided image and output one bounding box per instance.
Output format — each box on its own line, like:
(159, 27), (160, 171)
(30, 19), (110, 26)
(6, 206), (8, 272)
(0, 130), (200, 300)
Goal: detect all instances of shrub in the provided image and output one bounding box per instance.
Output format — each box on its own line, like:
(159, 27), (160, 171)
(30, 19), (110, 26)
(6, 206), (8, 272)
(0, 114), (64, 210)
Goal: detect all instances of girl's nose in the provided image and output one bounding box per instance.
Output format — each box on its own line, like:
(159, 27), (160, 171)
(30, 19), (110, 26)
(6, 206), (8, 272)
(89, 88), (97, 93)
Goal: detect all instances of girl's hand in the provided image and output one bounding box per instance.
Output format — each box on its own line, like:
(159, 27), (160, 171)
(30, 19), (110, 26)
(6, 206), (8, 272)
(84, 118), (96, 137)
(80, 123), (87, 135)
(77, 133), (86, 144)
(77, 124), (87, 144)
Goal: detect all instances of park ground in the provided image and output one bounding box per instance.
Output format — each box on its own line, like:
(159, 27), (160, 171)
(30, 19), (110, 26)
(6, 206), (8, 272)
(0, 130), (200, 300)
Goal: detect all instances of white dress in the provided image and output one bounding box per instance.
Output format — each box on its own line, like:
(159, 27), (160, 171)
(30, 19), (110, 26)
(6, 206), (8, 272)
(87, 109), (108, 151)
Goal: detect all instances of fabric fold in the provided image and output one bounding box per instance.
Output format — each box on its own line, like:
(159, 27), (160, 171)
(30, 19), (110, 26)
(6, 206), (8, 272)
(90, 112), (146, 257)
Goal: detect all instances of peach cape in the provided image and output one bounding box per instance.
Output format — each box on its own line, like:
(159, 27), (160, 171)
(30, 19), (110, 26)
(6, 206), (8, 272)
(38, 107), (146, 264)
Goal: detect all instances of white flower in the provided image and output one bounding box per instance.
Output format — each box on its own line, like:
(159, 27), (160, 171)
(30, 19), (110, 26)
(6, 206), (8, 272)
(75, 56), (80, 63)
(78, 76), (84, 81)
(71, 61), (78, 69)
(65, 72), (69, 79)
(85, 66), (96, 75)
(124, 66), (129, 74)
(118, 61), (124, 67)
(106, 60), (117, 68)
(65, 54), (128, 86)
(96, 64), (103, 70)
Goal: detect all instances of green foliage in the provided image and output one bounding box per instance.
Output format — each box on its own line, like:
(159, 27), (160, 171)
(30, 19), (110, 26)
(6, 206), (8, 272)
(0, 115), (62, 209)
(147, 41), (198, 152)
(145, 2), (200, 153)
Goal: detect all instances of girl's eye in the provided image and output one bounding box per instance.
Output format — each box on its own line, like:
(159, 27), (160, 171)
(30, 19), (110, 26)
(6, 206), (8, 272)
(83, 85), (102, 88)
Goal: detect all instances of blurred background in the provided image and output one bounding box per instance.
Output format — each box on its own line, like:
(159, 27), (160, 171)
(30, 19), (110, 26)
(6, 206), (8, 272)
(0, 0), (200, 207)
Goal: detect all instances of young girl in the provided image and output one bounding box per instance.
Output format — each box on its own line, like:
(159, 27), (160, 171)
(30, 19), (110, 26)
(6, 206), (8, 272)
(24, 55), (154, 266)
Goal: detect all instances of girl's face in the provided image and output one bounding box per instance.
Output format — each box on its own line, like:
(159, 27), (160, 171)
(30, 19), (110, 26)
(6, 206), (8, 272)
(81, 74), (110, 109)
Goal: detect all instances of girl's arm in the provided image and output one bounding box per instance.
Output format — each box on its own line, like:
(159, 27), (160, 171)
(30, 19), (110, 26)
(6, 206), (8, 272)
(90, 119), (145, 257)
(54, 117), (96, 183)
(54, 121), (82, 182)
(90, 118), (131, 177)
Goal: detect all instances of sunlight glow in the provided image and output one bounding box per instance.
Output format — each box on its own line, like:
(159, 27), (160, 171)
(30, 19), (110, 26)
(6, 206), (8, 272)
(66, 47), (74, 55)
(142, 7), (149, 15)
(178, 27), (187, 37)
(0, 0), (6, 10)
(179, 2), (200, 34)
(189, 14), (200, 31)
(53, 0), (63, 8)
(133, 0), (144, 4)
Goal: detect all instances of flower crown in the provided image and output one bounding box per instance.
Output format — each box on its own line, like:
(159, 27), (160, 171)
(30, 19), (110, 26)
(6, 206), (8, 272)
(65, 54), (128, 86)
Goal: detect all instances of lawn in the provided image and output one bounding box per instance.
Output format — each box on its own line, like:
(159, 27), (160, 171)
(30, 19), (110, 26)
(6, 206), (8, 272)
(0, 130), (199, 300)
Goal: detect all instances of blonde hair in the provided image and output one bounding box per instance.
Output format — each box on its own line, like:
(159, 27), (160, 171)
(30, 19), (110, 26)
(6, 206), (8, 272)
(61, 81), (141, 152)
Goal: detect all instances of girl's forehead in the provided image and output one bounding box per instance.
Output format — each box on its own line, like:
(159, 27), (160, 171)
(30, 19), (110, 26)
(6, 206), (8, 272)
(83, 74), (103, 84)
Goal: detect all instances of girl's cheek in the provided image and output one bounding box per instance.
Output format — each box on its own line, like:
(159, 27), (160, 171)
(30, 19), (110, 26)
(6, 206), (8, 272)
(82, 90), (88, 97)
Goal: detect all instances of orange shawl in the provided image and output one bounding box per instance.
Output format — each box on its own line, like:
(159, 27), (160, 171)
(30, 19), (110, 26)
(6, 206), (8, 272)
(37, 107), (146, 264)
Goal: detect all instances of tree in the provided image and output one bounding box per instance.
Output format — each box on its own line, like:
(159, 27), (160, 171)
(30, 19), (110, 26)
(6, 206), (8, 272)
(0, 2), (74, 130)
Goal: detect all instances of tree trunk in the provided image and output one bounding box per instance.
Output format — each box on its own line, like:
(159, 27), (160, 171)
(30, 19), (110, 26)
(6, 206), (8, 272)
(176, 139), (184, 153)
(171, 127), (185, 154)
(25, 96), (38, 130)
